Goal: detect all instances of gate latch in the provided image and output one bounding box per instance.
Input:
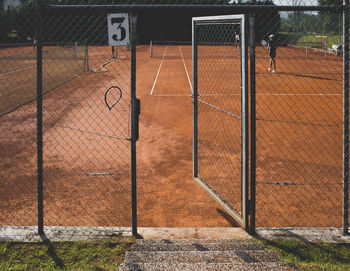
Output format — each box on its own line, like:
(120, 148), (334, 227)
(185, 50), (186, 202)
(132, 98), (140, 141)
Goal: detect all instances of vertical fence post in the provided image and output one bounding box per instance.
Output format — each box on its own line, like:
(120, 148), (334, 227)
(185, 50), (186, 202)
(36, 0), (44, 235)
(192, 20), (198, 179)
(343, 0), (349, 235)
(130, 11), (138, 237)
(242, 15), (249, 231)
(249, 12), (256, 235)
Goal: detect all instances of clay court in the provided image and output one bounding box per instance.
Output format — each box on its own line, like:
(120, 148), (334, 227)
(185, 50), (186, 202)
(0, 41), (346, 230)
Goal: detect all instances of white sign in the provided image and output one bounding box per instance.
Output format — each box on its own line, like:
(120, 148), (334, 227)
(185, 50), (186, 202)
(107, 13), (129, 46)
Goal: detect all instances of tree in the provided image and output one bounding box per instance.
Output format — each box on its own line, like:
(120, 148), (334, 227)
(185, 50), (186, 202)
(15, 0), (36, 42)
(246, 0), (281, 42)
(318, 0), (343, 37)
(0, 10), (9, 43)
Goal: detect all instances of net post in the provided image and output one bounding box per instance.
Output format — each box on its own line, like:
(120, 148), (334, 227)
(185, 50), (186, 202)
(150, 40), (152, 57)
(36, 0), (44, 236)
(192, 19), (198, 179)
(306, 41), (308, 57)
(85, 41), (89, 71)
(249, 12), (256, 235)
(343, 0), (349, 236)
(75, 41), (77, 58)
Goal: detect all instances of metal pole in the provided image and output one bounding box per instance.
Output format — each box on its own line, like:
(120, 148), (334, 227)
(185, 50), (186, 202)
(249, 13), (256, 235)
(47, 4), (342, 12)
(241, 15), (249, 231)
(343, 0), (349, 235)
(192, 19), (198, 179)
(130, 11), (138, 237)
(36, 0), (44, 235)
(85, 42), (89, 71)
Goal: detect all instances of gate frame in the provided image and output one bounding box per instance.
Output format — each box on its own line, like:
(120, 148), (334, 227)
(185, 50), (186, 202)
(35, 5), (139, 236)
(192, 14), (249, 231)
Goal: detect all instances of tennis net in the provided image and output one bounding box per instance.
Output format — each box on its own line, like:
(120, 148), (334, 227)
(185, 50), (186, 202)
(0, 42), (87, 60)
(291, 41), (327, 57)
(150, 40), (240, 59)
(0, 42), (88, 117)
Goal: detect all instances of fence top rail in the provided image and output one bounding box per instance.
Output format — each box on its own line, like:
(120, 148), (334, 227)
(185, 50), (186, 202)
(46, 4), (344, 11)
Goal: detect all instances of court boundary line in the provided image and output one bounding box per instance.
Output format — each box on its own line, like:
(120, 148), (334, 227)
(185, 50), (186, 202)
(0, 66), (34, 77)
(179, 46), (193, 93)
(150, 47), (168, 95)
(152, 94), (192, 97)
(152, 93), (342, 97)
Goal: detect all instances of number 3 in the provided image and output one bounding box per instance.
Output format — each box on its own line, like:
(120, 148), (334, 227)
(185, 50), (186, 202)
(111, 17), (126, 42)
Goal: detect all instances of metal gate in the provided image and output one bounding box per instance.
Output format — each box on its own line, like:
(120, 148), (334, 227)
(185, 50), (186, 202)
(0, 3), (138, 236)
(37, 8), (139, 235)
(192, 15), (249, 230)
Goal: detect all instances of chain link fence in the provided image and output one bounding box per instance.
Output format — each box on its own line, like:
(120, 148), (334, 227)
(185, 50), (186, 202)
(0, 4), (134, 237)
(190, 1), (348, 233)
(0, 0), (349, 238)
(254, 8), (345, 228)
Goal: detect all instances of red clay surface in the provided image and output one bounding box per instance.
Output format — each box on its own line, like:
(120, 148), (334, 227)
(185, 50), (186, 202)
(0, 44), (347, 228)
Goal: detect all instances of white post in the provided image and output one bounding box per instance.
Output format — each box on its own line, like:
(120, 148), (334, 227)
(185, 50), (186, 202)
(75, 42), (78, 58)
(305, 35), (308, 57)
(150, 40), (152, 57)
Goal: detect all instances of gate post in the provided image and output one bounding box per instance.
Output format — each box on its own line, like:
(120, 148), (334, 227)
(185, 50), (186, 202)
(36, 0), (44, 235)
(130, 11), (139, 237)
(249, 12), (256, 235)
(343, 0), (349, 235)
(242, 14), (249, 231)
(192, 19), (198, 179)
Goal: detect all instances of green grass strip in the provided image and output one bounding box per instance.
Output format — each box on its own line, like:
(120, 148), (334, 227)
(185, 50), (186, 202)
(0, 237), (135, 270)
(256, 238), (350, 271)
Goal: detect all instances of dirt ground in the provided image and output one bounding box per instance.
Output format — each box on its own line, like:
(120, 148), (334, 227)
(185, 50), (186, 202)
(0, 44), (347, 229)
(0, 45), (237, 228)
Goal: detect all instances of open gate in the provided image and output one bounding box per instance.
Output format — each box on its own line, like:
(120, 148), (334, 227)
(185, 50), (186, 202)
(192, 15), (249, 230)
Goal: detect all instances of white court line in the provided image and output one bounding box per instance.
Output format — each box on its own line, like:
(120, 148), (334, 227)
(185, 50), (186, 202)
(199, 93), (342, 96)
(179, 46), (193, 93)
(153, 94), (192, 97)
(152, 93), (341, 97)
(258, 93), (342, 96)
(150, 47), (168, 95)
(0, 66), (34, 77)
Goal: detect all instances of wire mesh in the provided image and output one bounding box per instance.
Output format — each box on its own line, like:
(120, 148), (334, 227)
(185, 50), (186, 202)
(42, 10), (132, 227)
(0, 5), (132, 234)
(195, 20), (244, 217)
(0, 42), (88, 117)
(0, 0), (348, 238)
(0, 7), (38, 228)
(255, 9), (344, 227)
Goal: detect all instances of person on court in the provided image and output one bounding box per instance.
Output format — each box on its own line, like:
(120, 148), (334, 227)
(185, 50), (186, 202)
(267, 34), (277, 73)
(235, 32), (240, 50)
(33, 33), (37, 50)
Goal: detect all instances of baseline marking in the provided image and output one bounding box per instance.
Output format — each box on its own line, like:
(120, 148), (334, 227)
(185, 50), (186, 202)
(0, 66), (34, 77)
(152, 94), (192, 97)
(150, 47), (168, 95)
(152, 93), (341, 97)
(179, 46), (193, 93)
(199, 93), (342, 96)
